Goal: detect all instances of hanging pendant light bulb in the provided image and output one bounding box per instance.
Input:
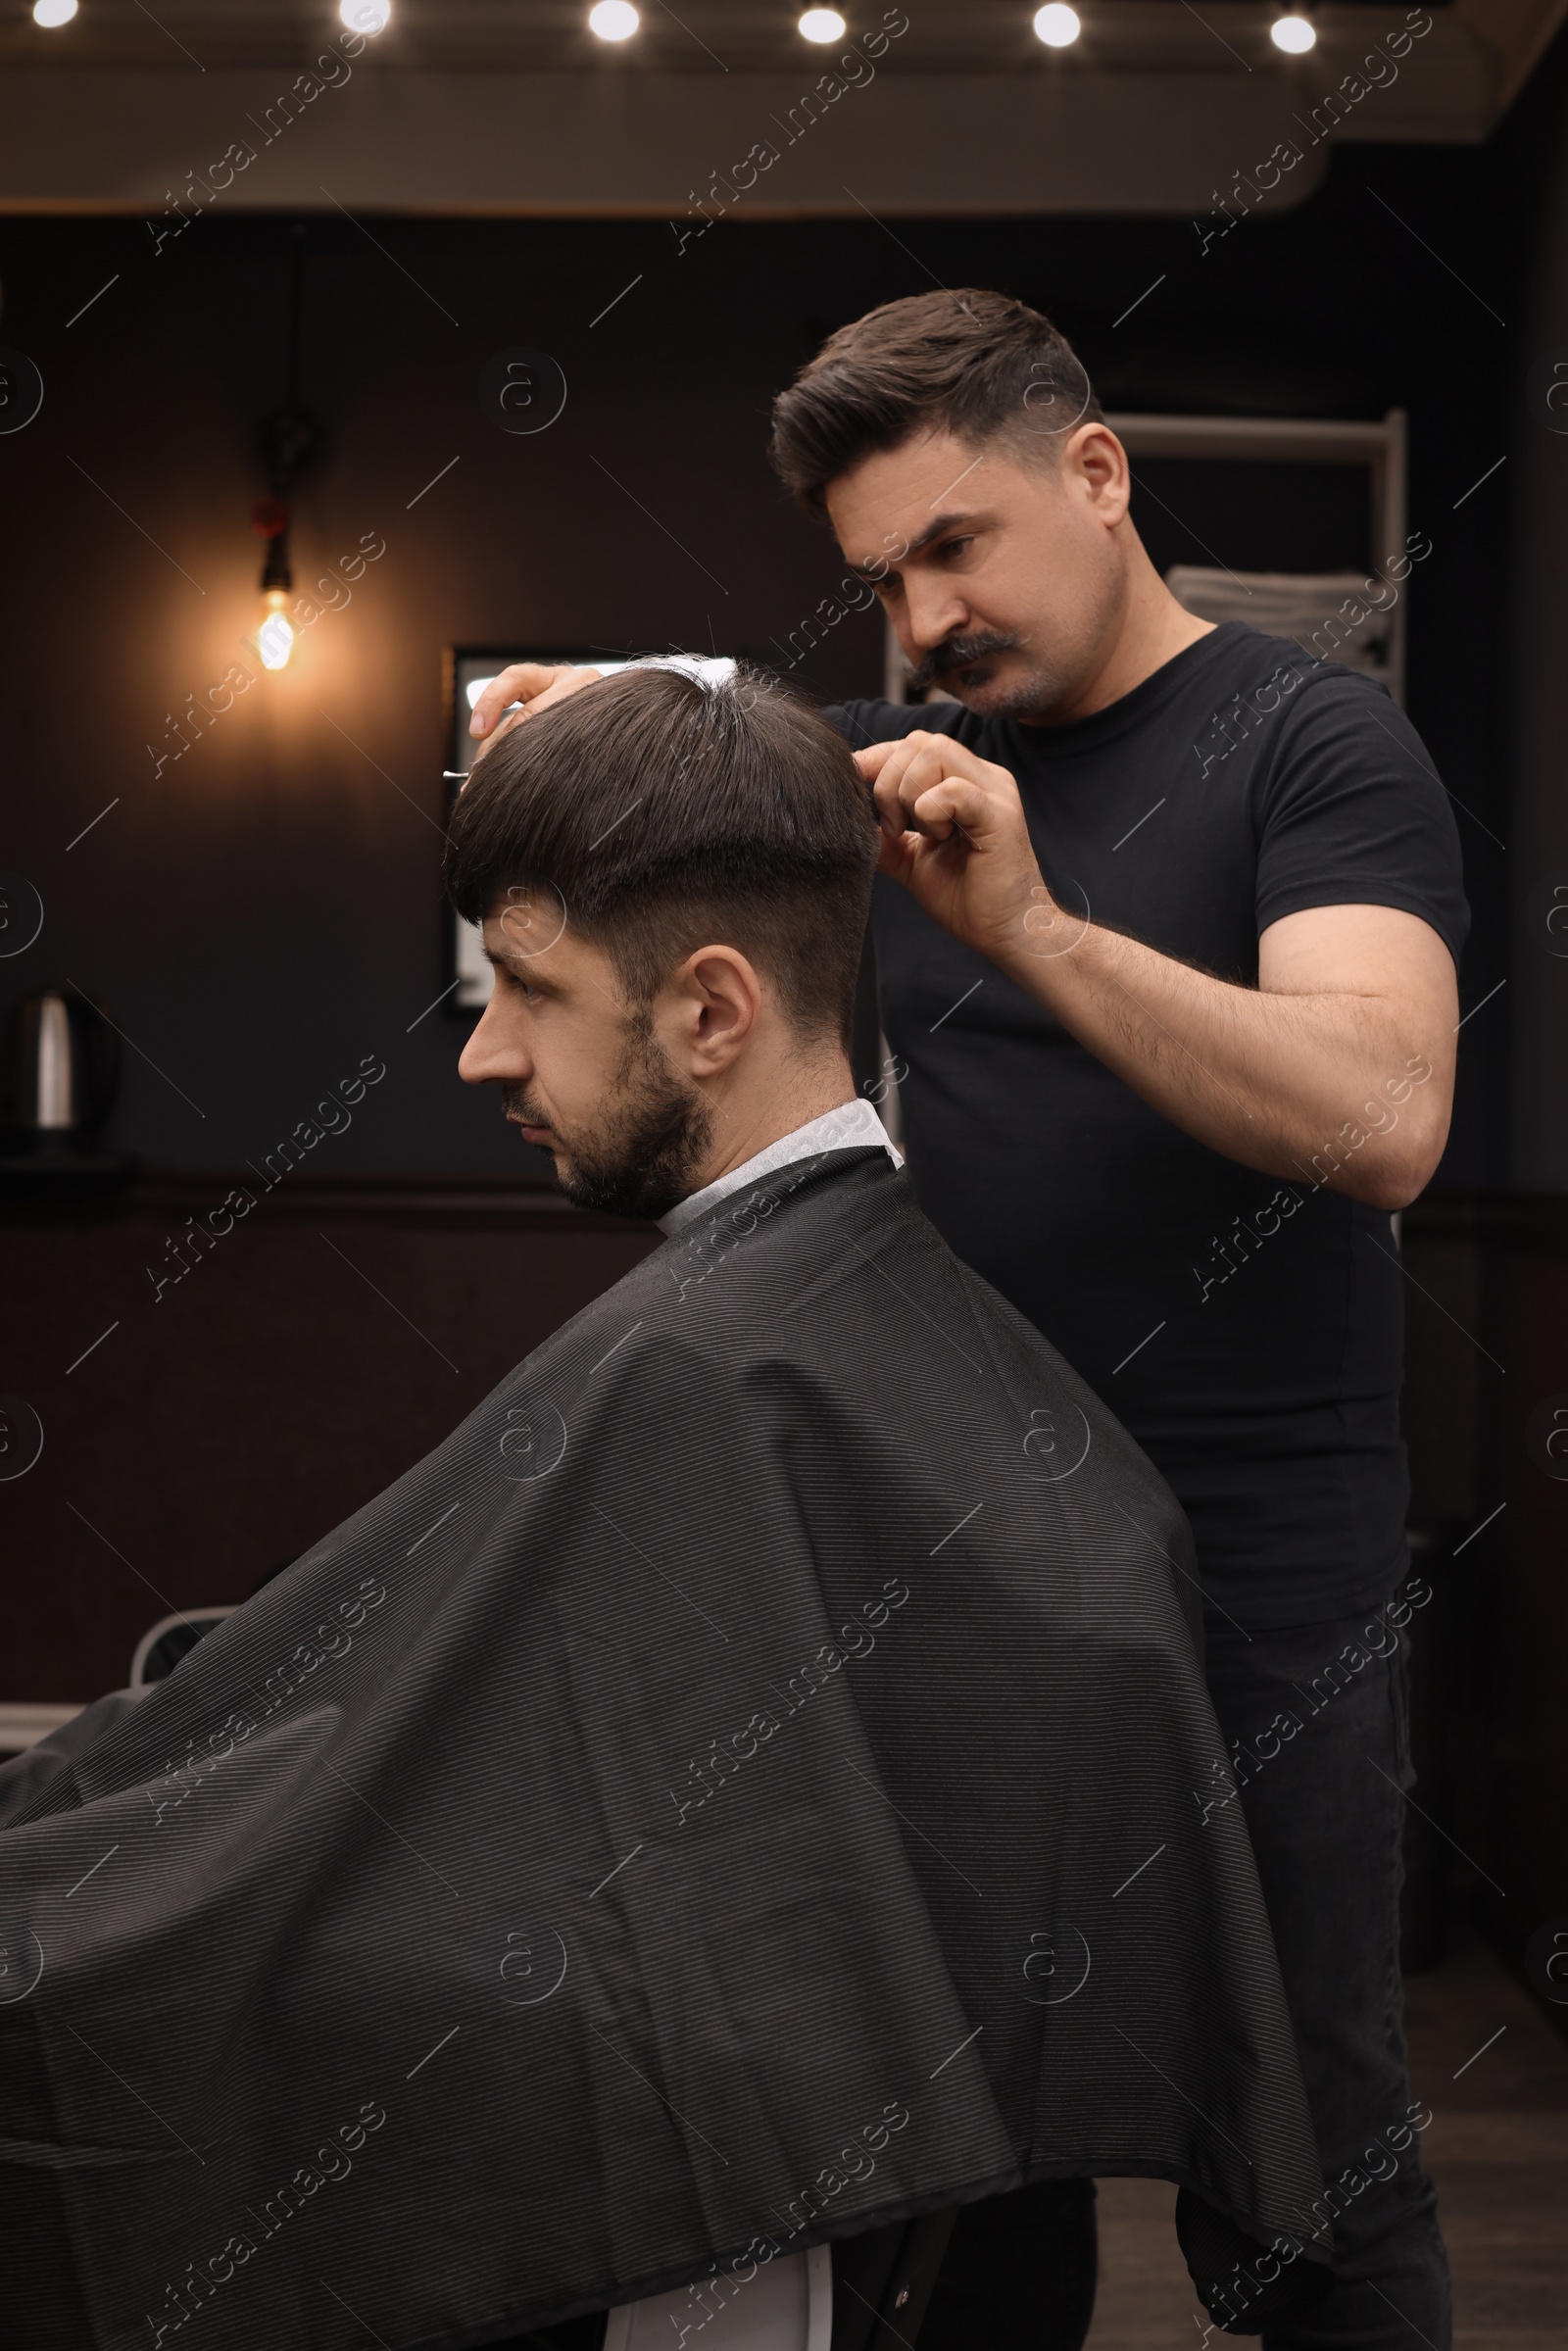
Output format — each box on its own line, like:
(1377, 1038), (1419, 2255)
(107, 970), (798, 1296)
(250, 225), (325, 677)
(252, 495), (295, 669)
(258, 591), (296, 671)
(258, 596), (295, 670)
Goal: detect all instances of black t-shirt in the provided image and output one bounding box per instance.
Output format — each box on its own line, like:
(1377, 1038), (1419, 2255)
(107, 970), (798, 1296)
(830, 621), (1469, 1629)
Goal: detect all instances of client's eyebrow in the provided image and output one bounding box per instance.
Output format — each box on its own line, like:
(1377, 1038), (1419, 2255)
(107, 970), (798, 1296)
(482, 944), (559, 991)
(845, 509), (990, 581)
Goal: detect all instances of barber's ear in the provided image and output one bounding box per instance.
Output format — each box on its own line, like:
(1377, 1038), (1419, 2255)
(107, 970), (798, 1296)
(1069, 423), (1130, 522)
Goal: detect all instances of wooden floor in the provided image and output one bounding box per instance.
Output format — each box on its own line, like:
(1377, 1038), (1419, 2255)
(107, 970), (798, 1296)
(1084, 1928), (1568, 2348)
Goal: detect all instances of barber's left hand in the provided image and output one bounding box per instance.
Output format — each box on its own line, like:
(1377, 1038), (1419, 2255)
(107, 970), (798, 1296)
(855, 732), (1049, 965)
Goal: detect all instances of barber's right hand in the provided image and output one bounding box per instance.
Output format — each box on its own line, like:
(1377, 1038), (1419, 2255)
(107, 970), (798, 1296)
(467, 662), (604, 764)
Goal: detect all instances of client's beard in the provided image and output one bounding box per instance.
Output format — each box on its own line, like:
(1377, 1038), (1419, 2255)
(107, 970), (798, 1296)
(907, 628), (1064, 721)
(503, 1011), (714, 1222)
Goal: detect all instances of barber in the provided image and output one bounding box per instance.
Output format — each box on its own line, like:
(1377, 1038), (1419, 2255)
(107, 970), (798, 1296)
(470, 290), (1466, 2351)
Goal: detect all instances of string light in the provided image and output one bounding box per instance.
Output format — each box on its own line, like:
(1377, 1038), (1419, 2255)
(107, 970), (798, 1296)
(1033, 6), (1081, 48)
(340, 0), (392, 30)
(799, 8), (847, 38)
(31, 0), (78, 24)
(588, 1), (639, 38)
(1270, 14), (1316, 52)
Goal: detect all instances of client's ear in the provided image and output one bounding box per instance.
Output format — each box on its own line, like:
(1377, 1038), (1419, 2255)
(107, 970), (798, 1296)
(664, 946), (763, 1077)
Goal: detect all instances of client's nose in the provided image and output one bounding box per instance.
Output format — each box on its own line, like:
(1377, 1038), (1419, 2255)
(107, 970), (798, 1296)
(458, 998), (530, 1087)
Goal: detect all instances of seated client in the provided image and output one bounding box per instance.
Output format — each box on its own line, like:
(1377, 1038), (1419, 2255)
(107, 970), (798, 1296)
(0, 665), (1330, 2351)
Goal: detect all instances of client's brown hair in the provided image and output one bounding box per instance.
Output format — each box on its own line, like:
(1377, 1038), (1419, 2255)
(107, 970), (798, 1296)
(444, 664), (879, 1049)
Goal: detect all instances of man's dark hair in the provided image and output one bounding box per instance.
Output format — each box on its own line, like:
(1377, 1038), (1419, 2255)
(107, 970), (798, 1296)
(768, 288), (1104, 516)
(444, 664), (878, 1048)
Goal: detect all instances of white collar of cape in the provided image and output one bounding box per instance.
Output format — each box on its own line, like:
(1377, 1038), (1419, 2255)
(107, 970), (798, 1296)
(656, 1098), (903, 1238)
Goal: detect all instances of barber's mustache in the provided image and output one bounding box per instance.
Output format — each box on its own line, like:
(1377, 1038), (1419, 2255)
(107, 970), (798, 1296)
(907, 629), (1023, 694)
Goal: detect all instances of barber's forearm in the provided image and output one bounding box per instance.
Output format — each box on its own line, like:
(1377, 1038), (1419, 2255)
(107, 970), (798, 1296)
(989, 920), (1449, 1209)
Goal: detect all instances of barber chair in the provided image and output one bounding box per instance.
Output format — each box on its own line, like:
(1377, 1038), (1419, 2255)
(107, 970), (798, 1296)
(601, 2207), (956, 2351)
(602, 2244), (833, 2351)
(116, 1610), (961, 2351)
(829, 2208), (958, 2349)
(129, 1604), (235, 1687)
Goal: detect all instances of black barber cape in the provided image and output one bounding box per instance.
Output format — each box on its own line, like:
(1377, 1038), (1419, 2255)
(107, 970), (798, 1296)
(1, 1150), (1330, 2349)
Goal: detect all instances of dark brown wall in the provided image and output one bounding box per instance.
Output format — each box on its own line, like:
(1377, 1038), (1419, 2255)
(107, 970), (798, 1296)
(1464, 16), (1568, 1943)
(0, 161), (1508, 1178)
(1487, 1219), (1568, 1935)
(0, 149), (1524, 1726)
(5, 1181), (658, 1699)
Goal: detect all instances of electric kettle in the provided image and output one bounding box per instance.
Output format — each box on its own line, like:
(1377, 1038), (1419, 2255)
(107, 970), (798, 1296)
(1, 987), (122, 1157)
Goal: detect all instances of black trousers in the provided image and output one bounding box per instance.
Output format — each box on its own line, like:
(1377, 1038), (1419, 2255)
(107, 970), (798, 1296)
(920, 1605), (1452, 2350)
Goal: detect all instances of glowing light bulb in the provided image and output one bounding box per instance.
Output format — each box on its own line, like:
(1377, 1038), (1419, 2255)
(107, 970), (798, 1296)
(32, 0), (78, 24)
(588, 1), (639, 39)
(258, 588), (296, 672)
(799, 8), (846, 39)
(340, 0), (391, 32)
(1033, 4), (1080, 45)
(1269, 13), (1316, 52)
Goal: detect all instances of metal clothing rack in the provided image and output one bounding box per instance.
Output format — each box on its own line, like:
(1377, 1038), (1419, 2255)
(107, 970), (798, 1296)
(1110, 408), (1410, 708)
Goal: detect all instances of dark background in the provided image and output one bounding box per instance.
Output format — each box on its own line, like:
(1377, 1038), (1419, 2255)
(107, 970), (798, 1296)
(2, 59), (1562, 1946)
(0, 140), (1509, 1178)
